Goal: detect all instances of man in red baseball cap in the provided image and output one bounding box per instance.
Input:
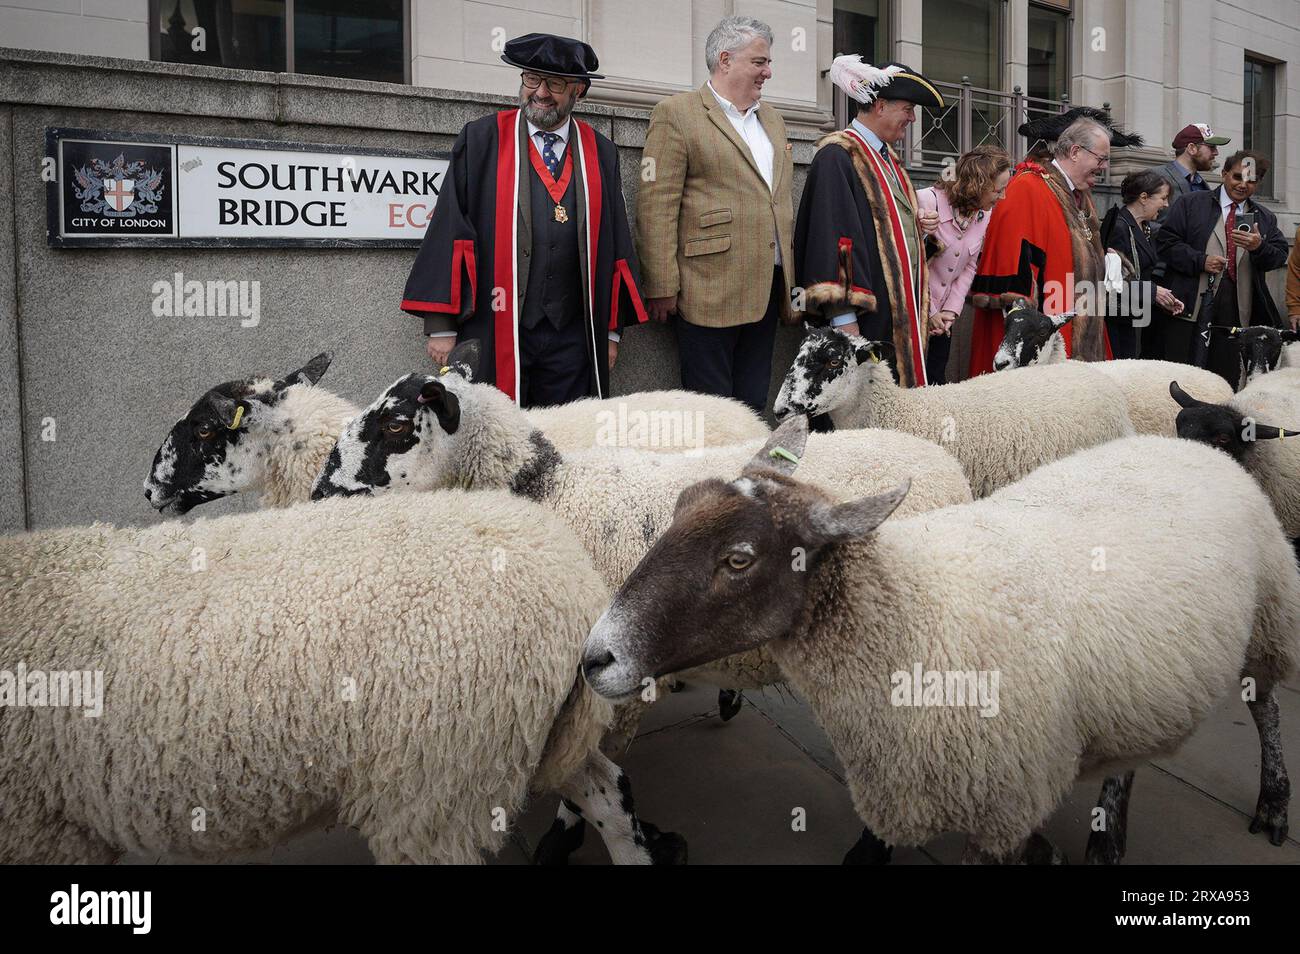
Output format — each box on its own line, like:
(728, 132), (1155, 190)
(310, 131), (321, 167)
(1154, 123), (1232, 227)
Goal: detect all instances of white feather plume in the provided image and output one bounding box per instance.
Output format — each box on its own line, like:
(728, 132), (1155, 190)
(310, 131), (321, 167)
(829, 56), (903, 105)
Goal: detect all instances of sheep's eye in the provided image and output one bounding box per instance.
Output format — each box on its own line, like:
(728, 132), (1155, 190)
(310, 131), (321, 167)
(384, 420), (411, 435)
(195, 425), (215, 440)
(726, 552), (753, 571)
(827, 359), (842, 369)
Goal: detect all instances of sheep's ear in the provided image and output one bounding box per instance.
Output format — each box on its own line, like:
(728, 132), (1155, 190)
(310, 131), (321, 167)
(1049, 311), (1076, 329)
(1169, 380), (1210, 409)
(443, 339), (481, 381)
(809, 480), (911, 544)
(1282, 330), (1300, 343)
(854, 339), (893, 366)
(745, 416), (808, 477)
(417, 379), (460, 434)
(278, 352), (334, 389)
(1252, 422), (1296, 441)
(206, 392), (245, 430)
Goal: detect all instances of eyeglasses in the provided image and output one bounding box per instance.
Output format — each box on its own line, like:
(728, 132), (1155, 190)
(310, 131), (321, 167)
(1078, 144), (1110, 166)
(521, 72), (571, 95)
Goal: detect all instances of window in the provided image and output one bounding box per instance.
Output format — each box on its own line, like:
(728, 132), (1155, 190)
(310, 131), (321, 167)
(151, 0), (408, 84)
(1028, 2), (1070, 104)
(918, 0), (1003, 164)
(831, 0), (891, 129)
(922, 0), (1002, 91)
(1243, 55), (1277, 196)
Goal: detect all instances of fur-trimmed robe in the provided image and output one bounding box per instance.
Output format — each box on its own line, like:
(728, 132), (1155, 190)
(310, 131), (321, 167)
(794, 131), (930, 388)
(968, 161), (1111, 376)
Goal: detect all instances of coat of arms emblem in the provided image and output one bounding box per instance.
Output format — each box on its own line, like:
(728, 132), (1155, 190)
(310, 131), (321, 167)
(73, 153), (165, 217)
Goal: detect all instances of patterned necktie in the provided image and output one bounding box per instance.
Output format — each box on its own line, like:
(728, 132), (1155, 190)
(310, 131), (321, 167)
(1226, 203), (1238, 283)
(540, 132), (561, 178)
(879, 142), (900, 192)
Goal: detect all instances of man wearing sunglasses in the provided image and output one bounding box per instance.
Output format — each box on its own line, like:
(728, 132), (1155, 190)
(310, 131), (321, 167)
(401, 33), (647, 407)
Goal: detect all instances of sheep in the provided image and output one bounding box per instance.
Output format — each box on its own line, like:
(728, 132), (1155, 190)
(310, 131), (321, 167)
(1172, 378), (1300, 543)
(992, 304), (1235, 434)
(0, 490), (686, 864)
(582, 417), (1300, 862)
(312, 352), (973, 862)
(529, 389), (769, 454)
(1208, 325), (1300, 389)
(145, 347), (768, 516)
(989, 304), (1238, 434)
(145, 352), (358, 514)
(773, 326), (1134, 498)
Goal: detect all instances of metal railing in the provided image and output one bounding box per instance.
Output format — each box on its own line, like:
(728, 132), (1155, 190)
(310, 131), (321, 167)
(901, 77), (1074, 169)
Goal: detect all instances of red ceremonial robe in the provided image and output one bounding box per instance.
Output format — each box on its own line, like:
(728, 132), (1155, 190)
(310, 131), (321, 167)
(968, 161), (1111, 376)
(401, 109), (648, 403)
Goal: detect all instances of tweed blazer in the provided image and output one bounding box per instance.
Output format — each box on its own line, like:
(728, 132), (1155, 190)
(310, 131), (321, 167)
(635, 84), (795, 327)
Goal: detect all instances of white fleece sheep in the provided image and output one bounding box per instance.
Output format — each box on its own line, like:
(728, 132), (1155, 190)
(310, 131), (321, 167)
(147, 355), (766, 516)
(773, 327), (1133, 498)
(145, 353), (360, 515)
(0, 490), (686, 865)
(529, 389), (769, 454)
(313, 370), (972, 720)
(584, 429), (1300, 859)
(1174, 373), (1300, 539)
(989, 310), (1236, 435)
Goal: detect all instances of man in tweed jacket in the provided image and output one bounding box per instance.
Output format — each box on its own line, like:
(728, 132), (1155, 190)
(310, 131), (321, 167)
(635, 14), (795, 414)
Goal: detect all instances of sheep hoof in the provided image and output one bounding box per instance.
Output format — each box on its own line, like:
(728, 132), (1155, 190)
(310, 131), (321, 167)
(1084, 832), (1124, 865)
(1022, 832), (1068, 865)
(717, 689), (744, 721)
(532, 817), (586, 865)
(842, 827), (892, 865)
(640, 822), (689, 865)
(1249, 798), (1288, 846)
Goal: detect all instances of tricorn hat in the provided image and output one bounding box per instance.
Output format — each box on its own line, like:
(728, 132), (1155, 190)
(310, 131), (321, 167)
(501, 32), (604, 81)
(1018, 106), (1144, 150)
(829, 56), (945, 110)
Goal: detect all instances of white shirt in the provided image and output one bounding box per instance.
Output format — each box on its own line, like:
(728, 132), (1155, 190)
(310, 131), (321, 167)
(707, 81), (781, 267)
(527, 119), (570, 164)
(1050, 158), (1077, 191)
(432, 118), (621, 343)
(1219, 187), (1250, 222)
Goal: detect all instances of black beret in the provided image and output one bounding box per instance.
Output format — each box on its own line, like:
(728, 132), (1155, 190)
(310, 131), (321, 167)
(501, 33), (604, 80)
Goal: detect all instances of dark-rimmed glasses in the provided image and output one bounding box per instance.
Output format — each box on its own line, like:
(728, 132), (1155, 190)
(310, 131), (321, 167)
(521, 72), (571, 95)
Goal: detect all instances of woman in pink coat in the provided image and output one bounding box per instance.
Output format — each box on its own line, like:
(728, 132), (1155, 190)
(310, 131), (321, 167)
(916, 146), (1013, 383)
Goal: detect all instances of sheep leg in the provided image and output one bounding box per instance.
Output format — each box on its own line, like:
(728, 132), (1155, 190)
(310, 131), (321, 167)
(962, 833), (1065, 865)
(717, 688), (744, 721)
(841, 825), (893, 865)
(1247, 691), (1290, 846)
(532, 799), (587, 865)
(557, 753), (687, 865)
(1084, 771), (1136, 864)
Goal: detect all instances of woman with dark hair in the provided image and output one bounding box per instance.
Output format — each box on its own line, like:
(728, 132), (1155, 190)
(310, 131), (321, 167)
(1100, 169), (1184, 359)
(915, 145), (1013, 383)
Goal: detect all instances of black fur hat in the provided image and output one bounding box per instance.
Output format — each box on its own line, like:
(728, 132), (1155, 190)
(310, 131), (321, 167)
(1019, 106), (1144, 150)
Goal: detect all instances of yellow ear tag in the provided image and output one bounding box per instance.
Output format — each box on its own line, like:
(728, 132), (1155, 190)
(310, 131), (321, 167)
(868, 352), (882, 364)
(439, 366), (451, 376)
(769, 446), (800, 465)
(228, 405), (244, 430)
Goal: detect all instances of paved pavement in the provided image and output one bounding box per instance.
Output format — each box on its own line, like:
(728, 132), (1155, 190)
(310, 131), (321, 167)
(123, 669), (1300, 865)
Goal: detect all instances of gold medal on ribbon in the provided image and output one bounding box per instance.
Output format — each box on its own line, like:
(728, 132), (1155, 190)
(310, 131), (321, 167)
(554, 204), (568, 223)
